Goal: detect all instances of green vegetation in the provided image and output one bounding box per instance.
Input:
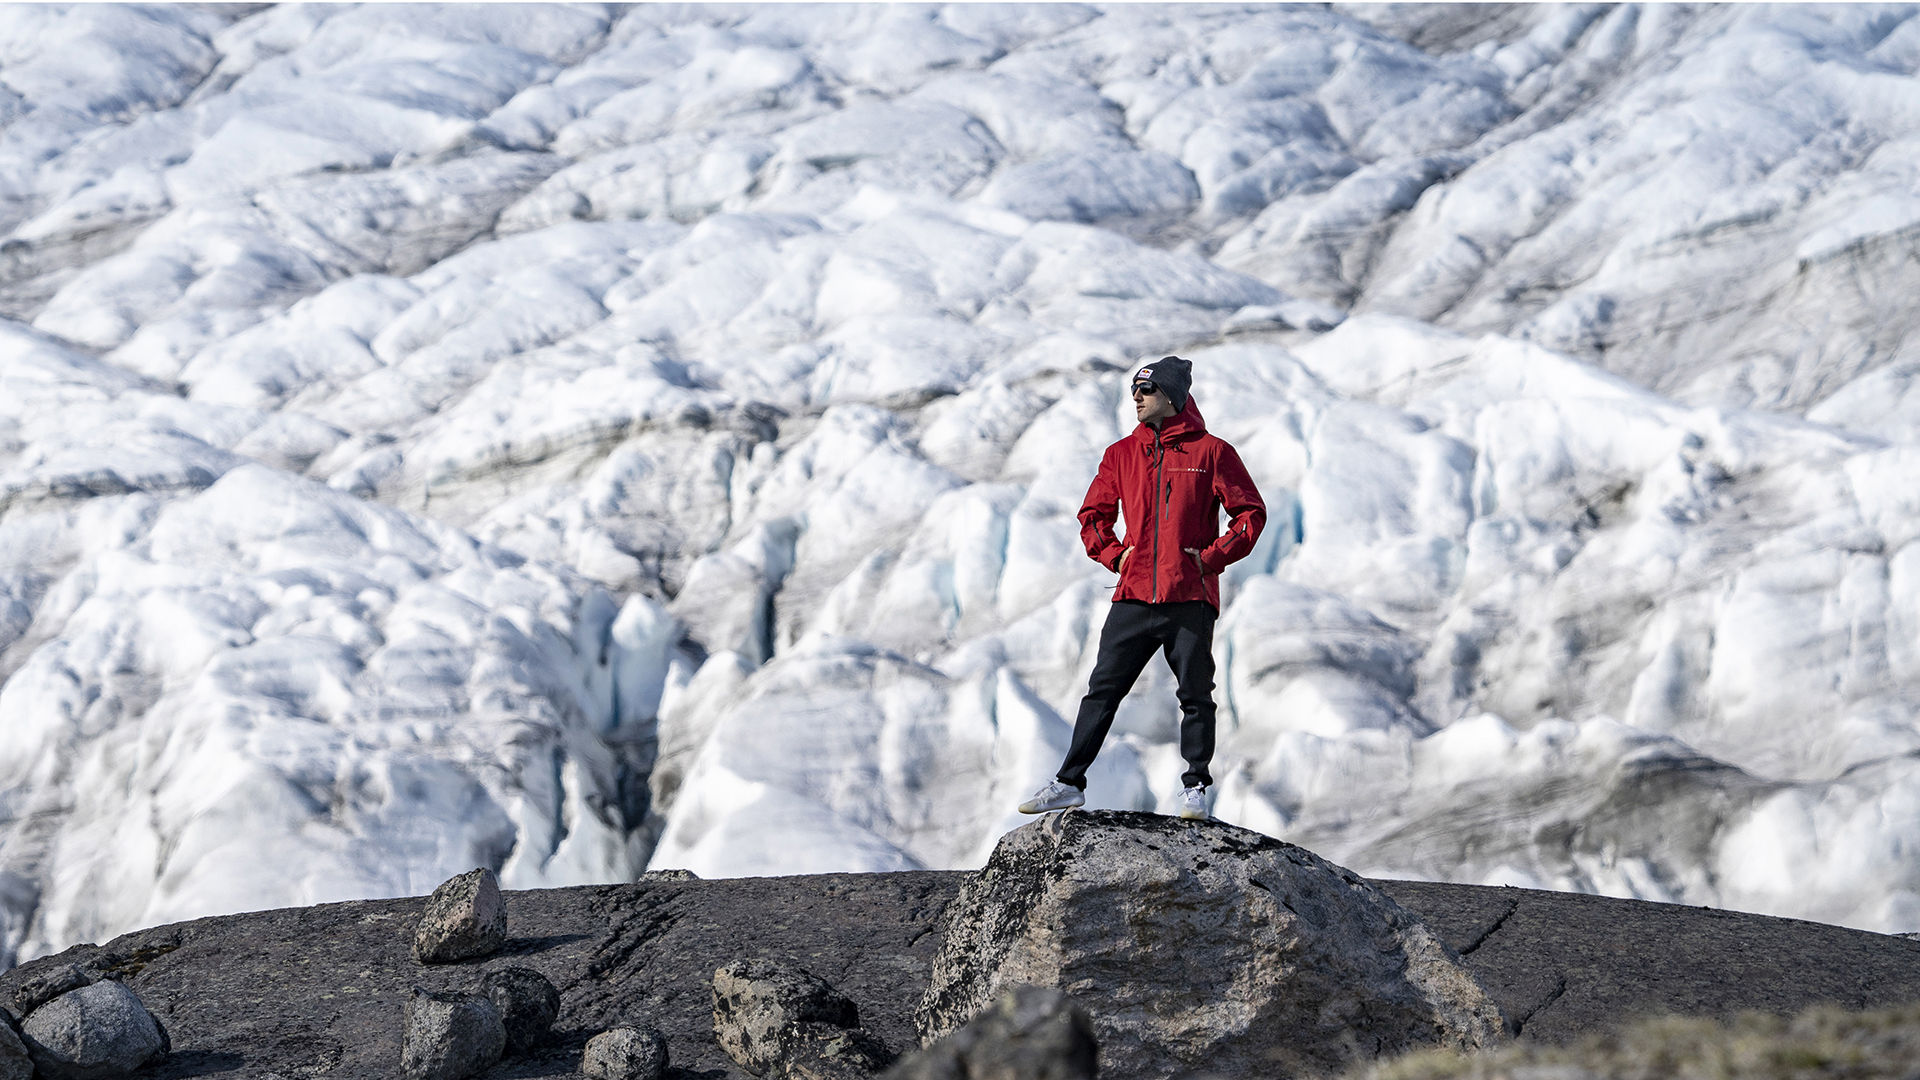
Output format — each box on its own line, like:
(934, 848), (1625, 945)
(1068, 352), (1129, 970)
(1356, 1005), (1920, 1080)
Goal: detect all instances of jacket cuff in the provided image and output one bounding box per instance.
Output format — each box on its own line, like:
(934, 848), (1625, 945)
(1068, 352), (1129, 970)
(1099, 544), (1126, 571)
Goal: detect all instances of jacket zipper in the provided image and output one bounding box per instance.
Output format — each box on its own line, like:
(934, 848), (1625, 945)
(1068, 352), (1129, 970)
(1151, 434), (1165, 602)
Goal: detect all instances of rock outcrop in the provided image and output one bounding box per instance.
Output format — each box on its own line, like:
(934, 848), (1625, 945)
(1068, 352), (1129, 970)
(19, 980), (169, 1080)
(413, 869), (508, 964)
(887, 986), (1096, 1080)
(13, 965), (90, 1018)
(919, 811), (1506, 1080)
(713, 959), (894, 1079)
(0, 862), (1914, 1077)
(401, 987), (506, 1080)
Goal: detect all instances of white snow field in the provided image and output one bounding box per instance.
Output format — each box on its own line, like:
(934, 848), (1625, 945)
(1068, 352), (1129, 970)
(4, 3), (1920, 964)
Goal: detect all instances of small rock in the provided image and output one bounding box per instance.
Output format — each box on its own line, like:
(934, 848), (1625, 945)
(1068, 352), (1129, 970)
(401, 987), (505, 1080)
(783, 1026), (895, 1080)
(886, 987), (1095, 1080)
(20, 980), (168, 1080)
(713, 959), (862, 1076)
(480, 966), (560, 1054)
(413, 868), (508, 963)
(13, 964), (90, 1017)
(640, 868), (699, 882)
(582, 1026), (669, 1080)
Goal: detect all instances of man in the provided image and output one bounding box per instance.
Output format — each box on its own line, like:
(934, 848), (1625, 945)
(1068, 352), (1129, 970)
(1019, 356), (1266, 821)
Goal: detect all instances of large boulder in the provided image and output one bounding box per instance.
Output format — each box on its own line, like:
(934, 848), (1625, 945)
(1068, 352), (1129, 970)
(413, 868), (508, 963)
(19, 980), (169, 1080)
(886, 986), (1096, 1080)
(916, 810), (1506, 1080)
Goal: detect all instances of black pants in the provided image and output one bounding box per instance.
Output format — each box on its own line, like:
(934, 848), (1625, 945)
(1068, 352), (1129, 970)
(1057, 599), (1217, 791)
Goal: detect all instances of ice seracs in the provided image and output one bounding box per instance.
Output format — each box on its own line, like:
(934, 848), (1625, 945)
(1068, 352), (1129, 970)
(6, 3), (1920, 966)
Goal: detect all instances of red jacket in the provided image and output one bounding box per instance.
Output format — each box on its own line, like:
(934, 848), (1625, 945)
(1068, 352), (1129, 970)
(1078, 397), (1266, 610)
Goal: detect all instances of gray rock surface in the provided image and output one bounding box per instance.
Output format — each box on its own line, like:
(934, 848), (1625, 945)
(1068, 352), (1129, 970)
(14, 963), (90, 1017)
(1375, 880), (1920, 1044)
(20, 980), (169, 1080)
(0, 864), (1915, 1078)
(401, 987), (506, 1080)
(482, 966), (561, 1055)
(713, 958), (895, 1078)
(414, 868), (509, 964)
(582, 1026), (668, 1080)
(0, 1014), (30, 1080)
(919, 811), (1505, 1080)
(887, 986), (1095, 1080)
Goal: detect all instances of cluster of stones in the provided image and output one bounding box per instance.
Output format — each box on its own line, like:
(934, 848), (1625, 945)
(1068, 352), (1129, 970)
(402, 866), (673, 1080)
(410, 857), (1150, 1080)
(702, 810), (1508, 1080)
(0, 812), (1505, 1080)
(402, 867), (563, 1080)
(0, 962), (169, 1079)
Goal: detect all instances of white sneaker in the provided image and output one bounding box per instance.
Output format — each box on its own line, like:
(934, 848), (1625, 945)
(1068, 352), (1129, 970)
(1018, 780), (1086, 814)
(1177, 785), (1209, 821)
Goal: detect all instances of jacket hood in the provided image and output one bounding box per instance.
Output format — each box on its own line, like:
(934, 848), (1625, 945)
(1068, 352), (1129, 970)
(1131, 395), (1207, 446)
(1080, 389), (1267, 610)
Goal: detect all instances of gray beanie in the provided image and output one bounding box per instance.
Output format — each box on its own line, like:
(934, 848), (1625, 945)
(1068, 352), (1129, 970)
(1133, 356), (1193, 412)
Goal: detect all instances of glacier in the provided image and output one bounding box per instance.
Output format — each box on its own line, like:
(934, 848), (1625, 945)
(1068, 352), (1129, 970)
(4, 2), (1920, 966)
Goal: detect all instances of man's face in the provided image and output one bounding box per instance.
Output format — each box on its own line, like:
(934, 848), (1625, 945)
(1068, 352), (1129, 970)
(1133, 382), (1176, 423)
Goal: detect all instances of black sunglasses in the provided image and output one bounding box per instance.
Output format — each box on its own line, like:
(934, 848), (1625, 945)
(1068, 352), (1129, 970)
(1131, 382), (1160, 399)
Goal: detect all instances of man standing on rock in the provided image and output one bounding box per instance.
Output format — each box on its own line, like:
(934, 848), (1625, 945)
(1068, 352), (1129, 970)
(1020, 356), (1266, 822)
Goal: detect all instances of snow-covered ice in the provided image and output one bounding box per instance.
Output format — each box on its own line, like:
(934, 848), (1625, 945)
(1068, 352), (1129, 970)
(6, 3), (1920, 964)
